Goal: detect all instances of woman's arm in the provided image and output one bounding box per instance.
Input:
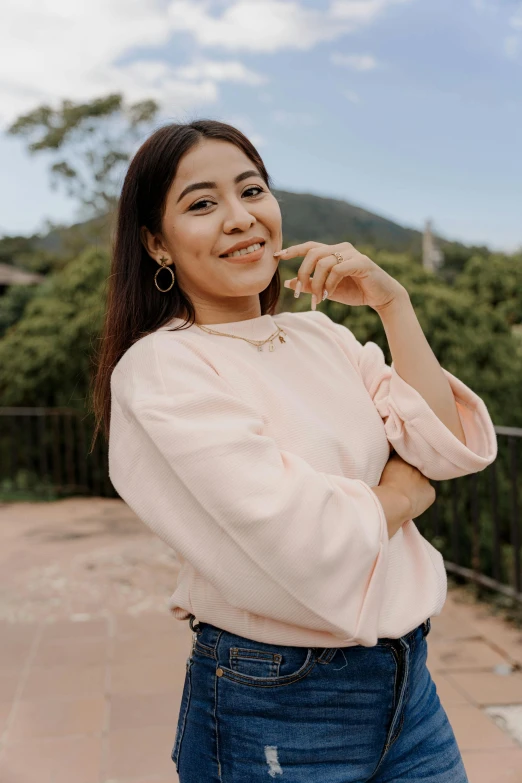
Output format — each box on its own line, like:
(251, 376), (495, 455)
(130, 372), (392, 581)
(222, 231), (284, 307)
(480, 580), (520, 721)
(377, 291), (466, 445)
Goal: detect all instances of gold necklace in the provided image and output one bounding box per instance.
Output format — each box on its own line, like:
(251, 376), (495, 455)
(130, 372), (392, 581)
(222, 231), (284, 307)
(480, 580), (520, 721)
(196, 323), (287, 352)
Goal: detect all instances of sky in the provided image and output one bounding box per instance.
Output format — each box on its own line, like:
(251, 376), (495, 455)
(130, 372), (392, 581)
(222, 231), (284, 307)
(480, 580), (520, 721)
(1, 0), (521, 251)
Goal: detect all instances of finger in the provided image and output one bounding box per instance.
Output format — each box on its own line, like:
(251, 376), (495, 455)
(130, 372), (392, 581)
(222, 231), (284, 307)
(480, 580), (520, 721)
(283, 276), (313, 297)
(309, 254), (339, 306)
(322, 251), (368, 298)
(274, 241), (322, 259)
(308, 246), (359, 305)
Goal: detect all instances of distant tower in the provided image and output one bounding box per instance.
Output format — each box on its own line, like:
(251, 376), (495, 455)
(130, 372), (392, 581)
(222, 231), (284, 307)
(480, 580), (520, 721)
(422, 219), (444, 271)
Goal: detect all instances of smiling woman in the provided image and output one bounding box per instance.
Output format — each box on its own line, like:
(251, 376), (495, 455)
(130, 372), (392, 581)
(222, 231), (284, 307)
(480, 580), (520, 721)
(90, 118), (494, 783)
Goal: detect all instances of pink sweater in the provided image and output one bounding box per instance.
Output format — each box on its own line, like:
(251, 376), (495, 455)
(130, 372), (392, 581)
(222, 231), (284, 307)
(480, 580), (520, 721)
(108, 309), (497, 648)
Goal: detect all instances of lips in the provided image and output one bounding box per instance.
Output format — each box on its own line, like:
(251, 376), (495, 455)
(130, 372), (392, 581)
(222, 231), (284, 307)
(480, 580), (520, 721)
(219, 238), (266, 257)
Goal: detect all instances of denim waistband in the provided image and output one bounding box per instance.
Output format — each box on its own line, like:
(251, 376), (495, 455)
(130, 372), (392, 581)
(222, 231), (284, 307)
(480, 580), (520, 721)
(188, 615), (431, 651)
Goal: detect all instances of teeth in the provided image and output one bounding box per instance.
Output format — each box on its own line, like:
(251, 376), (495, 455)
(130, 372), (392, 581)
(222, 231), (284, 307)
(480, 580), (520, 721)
(224, 242), (263, 258)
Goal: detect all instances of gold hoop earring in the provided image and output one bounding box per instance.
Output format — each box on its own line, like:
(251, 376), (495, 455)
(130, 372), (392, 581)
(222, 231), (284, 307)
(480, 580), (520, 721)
(154, 256), (175, 292)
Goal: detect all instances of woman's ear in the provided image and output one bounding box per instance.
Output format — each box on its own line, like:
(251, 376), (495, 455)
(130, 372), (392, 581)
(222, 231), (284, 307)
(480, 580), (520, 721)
(140, 226), (166, 262)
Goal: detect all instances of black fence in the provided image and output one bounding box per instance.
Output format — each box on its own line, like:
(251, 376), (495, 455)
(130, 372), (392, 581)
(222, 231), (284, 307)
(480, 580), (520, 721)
(0, 407), (521, 605)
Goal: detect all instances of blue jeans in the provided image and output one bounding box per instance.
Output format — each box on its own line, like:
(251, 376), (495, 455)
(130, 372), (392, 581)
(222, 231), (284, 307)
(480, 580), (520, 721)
(172, 615), (468, 782)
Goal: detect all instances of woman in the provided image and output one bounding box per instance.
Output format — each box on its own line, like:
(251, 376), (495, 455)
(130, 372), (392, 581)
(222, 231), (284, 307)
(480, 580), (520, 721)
(92, 119), (497, 782)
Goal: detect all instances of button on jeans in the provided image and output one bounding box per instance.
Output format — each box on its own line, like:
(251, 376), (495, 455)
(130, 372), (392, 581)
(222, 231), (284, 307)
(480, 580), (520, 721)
(172, 615), (468, 782)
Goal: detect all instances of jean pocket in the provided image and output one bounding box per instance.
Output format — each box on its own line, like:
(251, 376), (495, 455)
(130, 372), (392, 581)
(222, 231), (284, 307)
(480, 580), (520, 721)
(229, 646), (282, 678)
(217, 635), (316, 688)
(171, 657), (192, 772)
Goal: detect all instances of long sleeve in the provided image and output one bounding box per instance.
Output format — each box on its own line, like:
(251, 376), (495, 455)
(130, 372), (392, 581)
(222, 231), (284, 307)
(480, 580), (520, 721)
(109, 331), (390, 646)
(308, 310), (498, 481)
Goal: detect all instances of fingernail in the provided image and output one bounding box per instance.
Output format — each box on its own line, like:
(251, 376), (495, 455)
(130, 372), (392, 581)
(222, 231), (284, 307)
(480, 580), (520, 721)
(283, 279), (292, 288)
(322, 289), (328, 301)
(294, 280), (302, 298)
(273, 250), (283, 256)
(311, 294), (317, 311)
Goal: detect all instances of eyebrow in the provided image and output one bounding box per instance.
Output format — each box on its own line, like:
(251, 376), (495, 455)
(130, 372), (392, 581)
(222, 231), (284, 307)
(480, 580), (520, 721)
(176, 169), (262, 204)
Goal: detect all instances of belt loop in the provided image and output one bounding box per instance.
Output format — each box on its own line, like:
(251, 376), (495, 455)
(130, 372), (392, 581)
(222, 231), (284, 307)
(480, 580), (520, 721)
(422, 618), (431, 638)
(189, 614), (203, 634)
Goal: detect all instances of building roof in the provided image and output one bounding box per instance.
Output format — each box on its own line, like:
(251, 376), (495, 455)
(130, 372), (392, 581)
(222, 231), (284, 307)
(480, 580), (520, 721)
(0, 263), (44, 286)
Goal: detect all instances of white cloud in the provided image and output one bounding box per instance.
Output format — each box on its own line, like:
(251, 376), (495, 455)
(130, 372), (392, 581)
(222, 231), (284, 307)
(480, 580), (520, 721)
(167, 0), (350, 52)
(510, 8), (522, 30)
(342, 89), (361, 103)
(0, 0), (268, 126)
(331, 53), (380, 70)
(470, 0), (498, 13)
(0, 0), (414, 127)
(504, 35), (520, 59)
(174, 60), (268, 85)
(331, 0), (413, 25)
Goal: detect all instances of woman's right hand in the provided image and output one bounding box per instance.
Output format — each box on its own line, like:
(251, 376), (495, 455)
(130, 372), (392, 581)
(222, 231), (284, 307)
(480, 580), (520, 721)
(371, 452), (436, 538)
(380, 452), (436, 519)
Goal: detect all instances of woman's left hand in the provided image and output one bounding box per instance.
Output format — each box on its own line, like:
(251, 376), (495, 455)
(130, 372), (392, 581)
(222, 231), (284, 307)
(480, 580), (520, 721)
(277, 241), (407, 312)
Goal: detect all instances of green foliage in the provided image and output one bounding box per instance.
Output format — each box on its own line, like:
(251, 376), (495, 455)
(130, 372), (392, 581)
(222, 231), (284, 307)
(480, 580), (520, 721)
(455, 252), (522, 327)
(0, 248), (109, 408)
(0, 284), (40, 338)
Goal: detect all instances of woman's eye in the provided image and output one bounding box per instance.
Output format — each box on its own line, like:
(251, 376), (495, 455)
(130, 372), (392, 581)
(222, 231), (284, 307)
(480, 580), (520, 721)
(189, 186), (264, 212)
(243, 186), (264, 198)
(189, 199), (214, 211)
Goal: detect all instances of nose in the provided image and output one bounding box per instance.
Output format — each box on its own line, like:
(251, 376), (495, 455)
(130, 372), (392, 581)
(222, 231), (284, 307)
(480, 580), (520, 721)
(222, 197), (256, 233)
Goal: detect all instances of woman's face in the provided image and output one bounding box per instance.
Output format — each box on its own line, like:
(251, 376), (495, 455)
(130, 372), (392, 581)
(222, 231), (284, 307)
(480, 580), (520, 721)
(142, 138), (283, 325)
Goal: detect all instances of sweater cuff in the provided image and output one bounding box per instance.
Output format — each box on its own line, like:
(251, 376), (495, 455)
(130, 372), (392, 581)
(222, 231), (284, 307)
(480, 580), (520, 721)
(386, 363), (498, 473)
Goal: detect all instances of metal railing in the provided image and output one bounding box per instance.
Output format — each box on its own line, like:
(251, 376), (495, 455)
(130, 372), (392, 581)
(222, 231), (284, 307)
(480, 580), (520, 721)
(0, 407), (521, 604)
(0, 406), (114, 499)
(418, 425), (522, 604)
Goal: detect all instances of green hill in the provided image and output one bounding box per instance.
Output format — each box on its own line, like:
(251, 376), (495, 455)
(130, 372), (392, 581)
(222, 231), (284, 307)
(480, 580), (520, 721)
(274, 188), (422, 254)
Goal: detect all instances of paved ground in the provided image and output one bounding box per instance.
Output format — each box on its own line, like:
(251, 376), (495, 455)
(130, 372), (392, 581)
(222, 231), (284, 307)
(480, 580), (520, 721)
(0, 496), (521, 782)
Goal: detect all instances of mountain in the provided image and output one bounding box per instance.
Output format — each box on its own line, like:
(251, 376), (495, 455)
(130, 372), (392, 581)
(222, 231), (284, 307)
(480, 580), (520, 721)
(273, 188), (422, 255)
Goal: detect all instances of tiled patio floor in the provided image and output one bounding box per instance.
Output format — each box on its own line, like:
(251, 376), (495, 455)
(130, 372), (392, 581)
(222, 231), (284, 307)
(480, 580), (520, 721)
(0, 497), (521, 782)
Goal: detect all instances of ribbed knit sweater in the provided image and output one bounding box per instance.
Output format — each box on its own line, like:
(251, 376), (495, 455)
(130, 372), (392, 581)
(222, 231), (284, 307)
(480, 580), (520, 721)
(108, 309), (497, 648)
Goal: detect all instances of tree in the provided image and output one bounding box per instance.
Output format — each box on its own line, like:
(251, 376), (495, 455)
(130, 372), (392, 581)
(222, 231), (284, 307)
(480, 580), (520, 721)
(455, 252), (522, 329)
(7, 94), (159, 220)
(0, 248), (109, 408)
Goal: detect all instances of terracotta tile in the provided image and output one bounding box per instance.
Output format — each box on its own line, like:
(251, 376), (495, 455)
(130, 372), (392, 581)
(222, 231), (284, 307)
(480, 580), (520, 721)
(109, 690), (183, 731)
(429, 671), (472, 706)
(113, 612), (181, 638)
(32, 636), (108, 668)
(0, 623), (38, 668)
(0, 669), (23, 702)
(426, 638), (509, 671)
(110, 656), (180, 695)
(447, 670), (522, 707)
(461, 748), (522, 783)
(106, 725), (177, 779)
(41, 617), (109, 641)
(20, 663), (106, 700)
(112, 632), (184, 664)
(430, 612), (480, 641)
(0, 734), (102, 783)
(445, 705), (518, 751)
(0, 701), (13, 735)
(8, 696), (106, 739)
(466, 615), (522, 668)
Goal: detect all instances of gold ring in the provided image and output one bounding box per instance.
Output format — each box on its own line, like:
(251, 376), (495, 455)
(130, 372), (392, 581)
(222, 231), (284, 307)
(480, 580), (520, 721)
(334, 252), (344, 264)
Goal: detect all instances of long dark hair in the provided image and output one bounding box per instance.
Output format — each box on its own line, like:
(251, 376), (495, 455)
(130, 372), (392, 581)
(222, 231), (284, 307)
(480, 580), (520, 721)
(89, 119), (281, 452)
